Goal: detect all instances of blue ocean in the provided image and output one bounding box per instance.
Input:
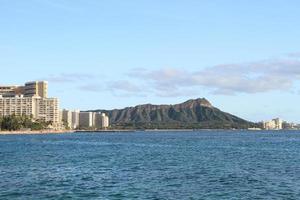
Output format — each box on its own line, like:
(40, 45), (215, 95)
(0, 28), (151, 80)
(1, 131), (300, 199)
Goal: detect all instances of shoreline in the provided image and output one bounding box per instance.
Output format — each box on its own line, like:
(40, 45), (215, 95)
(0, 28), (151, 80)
(0, 129), (299, 135)
(0, 130), (75, 135)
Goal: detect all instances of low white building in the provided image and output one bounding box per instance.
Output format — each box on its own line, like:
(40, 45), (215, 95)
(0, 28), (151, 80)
(61, 110), (110, 130)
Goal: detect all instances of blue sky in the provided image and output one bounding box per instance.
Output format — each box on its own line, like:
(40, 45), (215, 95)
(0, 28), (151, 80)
(1, 0), (300, 122)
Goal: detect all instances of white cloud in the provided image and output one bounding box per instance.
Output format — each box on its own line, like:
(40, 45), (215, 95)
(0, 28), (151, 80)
(78, 83), (104, 92)
(46, 54), (300, 98)
(107, 80), (142, 93)
(44, 73), (95, 83)
(110, 55), (300, 97)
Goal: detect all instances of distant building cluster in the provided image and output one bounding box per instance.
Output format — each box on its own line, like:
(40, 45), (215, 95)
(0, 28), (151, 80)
(261, 118), (300, 130)
(262, 118), (283, 130)
(61, 110), (109, 130)
(282, 121), (300, 130)
(0, 81), (109, 130)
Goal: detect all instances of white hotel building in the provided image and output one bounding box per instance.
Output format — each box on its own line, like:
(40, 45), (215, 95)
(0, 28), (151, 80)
(0, 81), (60, 128)
(262, 118), (283, 130)
(62, 110), (109, 130)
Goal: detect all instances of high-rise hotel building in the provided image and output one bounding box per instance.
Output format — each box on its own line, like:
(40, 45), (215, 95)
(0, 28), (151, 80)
(0, 81), (60, 127)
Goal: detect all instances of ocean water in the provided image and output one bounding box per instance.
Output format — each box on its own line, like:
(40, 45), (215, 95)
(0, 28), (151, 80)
(1, 131), (300, 200)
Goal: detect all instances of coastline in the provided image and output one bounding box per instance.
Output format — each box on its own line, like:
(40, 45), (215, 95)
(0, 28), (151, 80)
(0, 130), (75, 135)
(1, 129), (298, 135)
(0, 129), (234, 135)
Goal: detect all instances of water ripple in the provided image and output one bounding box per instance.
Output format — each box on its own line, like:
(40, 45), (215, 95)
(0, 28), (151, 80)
(1, 131), (300, 199)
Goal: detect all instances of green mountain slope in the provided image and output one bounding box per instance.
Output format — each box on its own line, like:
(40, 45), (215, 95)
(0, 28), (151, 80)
(91, 98), (254, 129)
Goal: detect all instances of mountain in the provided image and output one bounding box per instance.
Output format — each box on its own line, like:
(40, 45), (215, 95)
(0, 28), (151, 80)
(90, 98), (254, 129)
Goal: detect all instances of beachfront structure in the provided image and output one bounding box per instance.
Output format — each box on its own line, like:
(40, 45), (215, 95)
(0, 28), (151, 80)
(0, 81), (60, 129)
(79, 112), (94, 129)
(100, 113), (109, 128)
(0, 81), (48, 98)
(94, 112), (109, 129)
(62, 109), (72, 129)
(263, 118), (283, 130)
(71, 110), (80, 129)
(61, 109), (80, 129)
(0, 95), (60, 125)
(35, 97), (60, 124)
(62, 110), (109, 130)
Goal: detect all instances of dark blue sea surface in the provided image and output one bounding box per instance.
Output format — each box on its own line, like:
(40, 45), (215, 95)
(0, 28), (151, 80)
(1, 131), (300, 199)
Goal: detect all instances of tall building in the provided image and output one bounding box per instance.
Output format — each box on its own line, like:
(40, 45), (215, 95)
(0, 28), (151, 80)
(79, 112), (94, 129)
(273, 118), (283, 130)
(263, 118), (283, 130)
(71, 110), (80, 129)
(62, 109), (72, 129)
(0, 81), (59, 129)
(93, 112), (109, 129)
(34, 97), (59, 124)
(61, 109), (80, 129)
(0, 96), (59, 125)
(94, 112), (102, 128)
(101, 113), (109, 129)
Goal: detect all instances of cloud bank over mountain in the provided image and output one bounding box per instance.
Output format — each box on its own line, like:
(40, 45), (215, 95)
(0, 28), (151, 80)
(43, 54), (300, 98)
(107, 55), (300, 97)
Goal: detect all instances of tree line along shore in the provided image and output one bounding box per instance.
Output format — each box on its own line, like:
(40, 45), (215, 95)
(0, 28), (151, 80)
(0, 115), (52, 131)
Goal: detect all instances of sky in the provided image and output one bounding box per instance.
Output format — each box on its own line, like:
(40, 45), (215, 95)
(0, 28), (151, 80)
(1, 0), (300, 123)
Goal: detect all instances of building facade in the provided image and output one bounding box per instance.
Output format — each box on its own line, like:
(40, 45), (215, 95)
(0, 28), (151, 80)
(0, 96), (34, 117)
(71, 110), (80, 129)
(0, 81), (60, 128)
(263, 118), (283, 130)
(79, 112), (94, 129)
(0, 96), (59, 125)
(34, 97), (59, 124)
(62, 109), (72, 129)
(0, 81), (48, 98)
(93, 112), (110, 129)
(61, 109), (80, 129)
(99, 113), (109, 129)
(24, 81), (48, 98)
(0, 86), (16, 97)
(60, 111), (110, 130)
(61, 110), (109, 130)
